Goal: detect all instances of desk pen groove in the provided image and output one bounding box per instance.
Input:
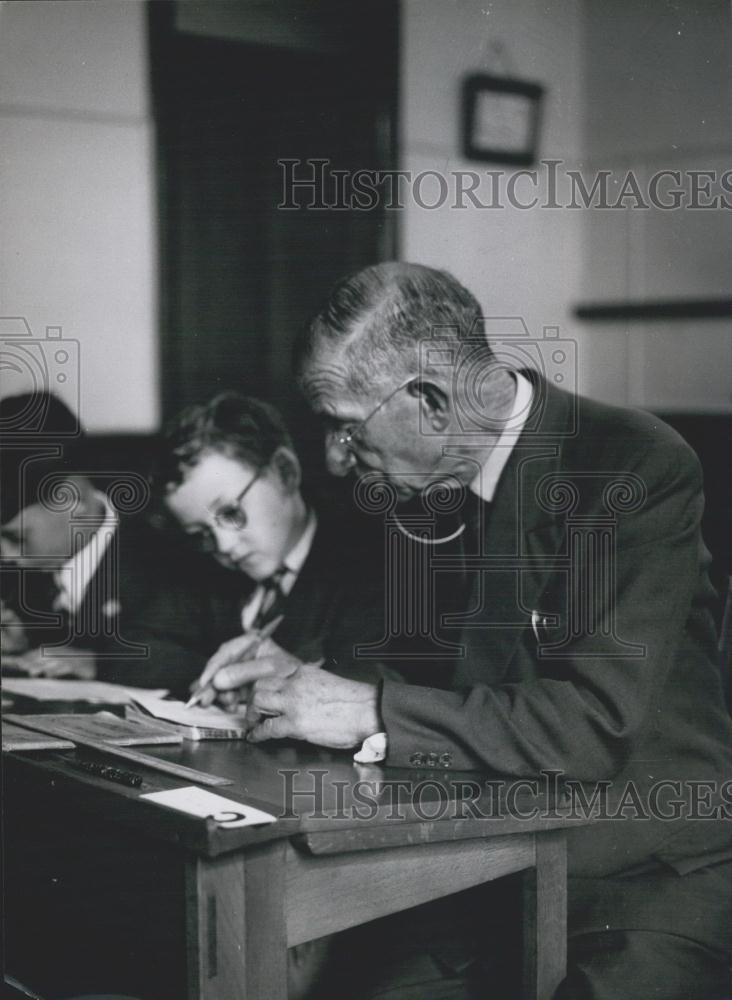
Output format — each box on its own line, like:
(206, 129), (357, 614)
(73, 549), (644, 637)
(62, 755), (144, 788)
(9, 717), (232, 786)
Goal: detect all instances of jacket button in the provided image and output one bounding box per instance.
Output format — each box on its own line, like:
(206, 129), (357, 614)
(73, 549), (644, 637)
(409, 752), (425, 766)
(439, 753), (452, 768)
(425, 752), (439, 768)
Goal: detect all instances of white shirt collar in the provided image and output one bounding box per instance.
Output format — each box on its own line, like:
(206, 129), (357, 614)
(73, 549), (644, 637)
(53, 491), (118, 613)
(469, 372), (534, 502)
(281, 507), (317, 586)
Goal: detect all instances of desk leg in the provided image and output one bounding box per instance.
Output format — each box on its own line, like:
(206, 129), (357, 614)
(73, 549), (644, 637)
(523, 831), (567, 1000)
(185, 841), (288, 1000)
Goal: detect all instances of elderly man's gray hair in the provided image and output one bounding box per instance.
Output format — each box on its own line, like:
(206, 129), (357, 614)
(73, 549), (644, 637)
(295, 262), (493, 396)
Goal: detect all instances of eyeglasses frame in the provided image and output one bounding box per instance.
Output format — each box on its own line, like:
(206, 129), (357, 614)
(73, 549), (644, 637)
(183, 465), (264, 553)
(334, 376), (417, 451)
(209, 465), (264, 531)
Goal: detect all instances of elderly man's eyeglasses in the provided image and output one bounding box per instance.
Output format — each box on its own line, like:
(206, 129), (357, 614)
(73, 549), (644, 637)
(184, 467), (263, 552)
(334, 376), (416, 450)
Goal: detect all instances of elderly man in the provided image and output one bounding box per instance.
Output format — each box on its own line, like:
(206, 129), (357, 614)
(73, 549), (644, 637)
(214, 263), (732, 999)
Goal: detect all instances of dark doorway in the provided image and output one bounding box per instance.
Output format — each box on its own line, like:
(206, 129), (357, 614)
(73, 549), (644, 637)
(149, 1), (399, 467)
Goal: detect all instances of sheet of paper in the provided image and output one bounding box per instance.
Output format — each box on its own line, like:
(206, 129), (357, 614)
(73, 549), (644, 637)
(141, 786), (276, 827)
(131, 692), (248, 730)
(2, 678), (169, 705)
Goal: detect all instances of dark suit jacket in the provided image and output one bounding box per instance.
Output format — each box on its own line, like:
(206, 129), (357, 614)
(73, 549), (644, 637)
(204, 510), (391, 683)
(9, 506), (387, 699)
(102, 508), (389, 694)
(379, 375), (732, 878)
(7, 515), (242, 698)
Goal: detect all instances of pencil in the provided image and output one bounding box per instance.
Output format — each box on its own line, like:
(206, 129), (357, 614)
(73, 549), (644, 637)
(184, 613), (284, 709)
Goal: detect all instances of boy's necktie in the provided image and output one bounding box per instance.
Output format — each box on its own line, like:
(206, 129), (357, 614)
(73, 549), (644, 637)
(252, 566), (288, 632)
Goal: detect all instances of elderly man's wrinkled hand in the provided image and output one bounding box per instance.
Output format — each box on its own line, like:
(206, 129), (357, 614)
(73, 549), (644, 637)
(246, 665), (381, 749)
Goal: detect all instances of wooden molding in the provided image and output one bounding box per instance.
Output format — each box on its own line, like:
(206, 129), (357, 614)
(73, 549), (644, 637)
(575, 299), (732, 321)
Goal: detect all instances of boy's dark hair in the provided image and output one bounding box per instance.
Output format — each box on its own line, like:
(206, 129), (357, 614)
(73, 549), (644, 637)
(154, 392), (294, 493)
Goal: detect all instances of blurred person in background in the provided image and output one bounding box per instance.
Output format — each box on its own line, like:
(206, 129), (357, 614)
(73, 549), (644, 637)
(0, 391), (232, 695)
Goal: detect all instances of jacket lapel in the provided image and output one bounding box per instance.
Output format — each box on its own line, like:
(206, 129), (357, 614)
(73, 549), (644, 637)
(450, 376), (572, 686)
(271, 526), (339, 662)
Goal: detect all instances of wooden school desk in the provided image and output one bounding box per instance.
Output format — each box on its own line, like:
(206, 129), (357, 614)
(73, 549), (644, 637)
(4, 740), (589, 1000)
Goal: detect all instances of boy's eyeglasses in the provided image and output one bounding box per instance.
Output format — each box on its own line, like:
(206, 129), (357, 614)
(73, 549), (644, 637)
(184, 467), (263, 552)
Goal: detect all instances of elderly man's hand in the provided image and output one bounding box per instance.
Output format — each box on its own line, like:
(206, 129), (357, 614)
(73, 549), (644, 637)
(244, 664), (381, 749)
(202, 638), (304, 711)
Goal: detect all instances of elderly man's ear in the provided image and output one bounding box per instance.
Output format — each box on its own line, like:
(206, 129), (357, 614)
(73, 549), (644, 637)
(409, 378), (451, 433)
(271, 447), (302, 494)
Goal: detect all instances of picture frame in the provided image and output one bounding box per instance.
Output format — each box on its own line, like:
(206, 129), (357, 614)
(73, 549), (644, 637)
(461, 72), (544, 166)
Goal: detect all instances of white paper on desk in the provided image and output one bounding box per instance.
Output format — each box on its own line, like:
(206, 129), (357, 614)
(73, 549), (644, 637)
(141, 786), (277, 827)
(2, 678), (169, 705)
(131, 692), (248, 731)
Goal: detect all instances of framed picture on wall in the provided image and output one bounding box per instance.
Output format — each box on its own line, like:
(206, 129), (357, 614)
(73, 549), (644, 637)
(461, 73), (544, 166)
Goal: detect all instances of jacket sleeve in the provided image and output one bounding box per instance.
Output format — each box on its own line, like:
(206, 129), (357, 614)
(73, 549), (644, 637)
(95, 524), (241, 699)
(95, 636), (206, 699)
(380, 437), (711, 780)
(94, 582), (214, 698)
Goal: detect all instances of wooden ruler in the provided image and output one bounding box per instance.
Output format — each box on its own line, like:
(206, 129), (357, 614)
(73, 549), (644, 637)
(5, 715), (232, 787)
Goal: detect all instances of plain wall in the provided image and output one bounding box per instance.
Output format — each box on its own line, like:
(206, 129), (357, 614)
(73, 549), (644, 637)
(579, 0), (732, 411)
(399, 0), (732, 412)
(400, 0), (588, 396)
(0, 0), (159, 432)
